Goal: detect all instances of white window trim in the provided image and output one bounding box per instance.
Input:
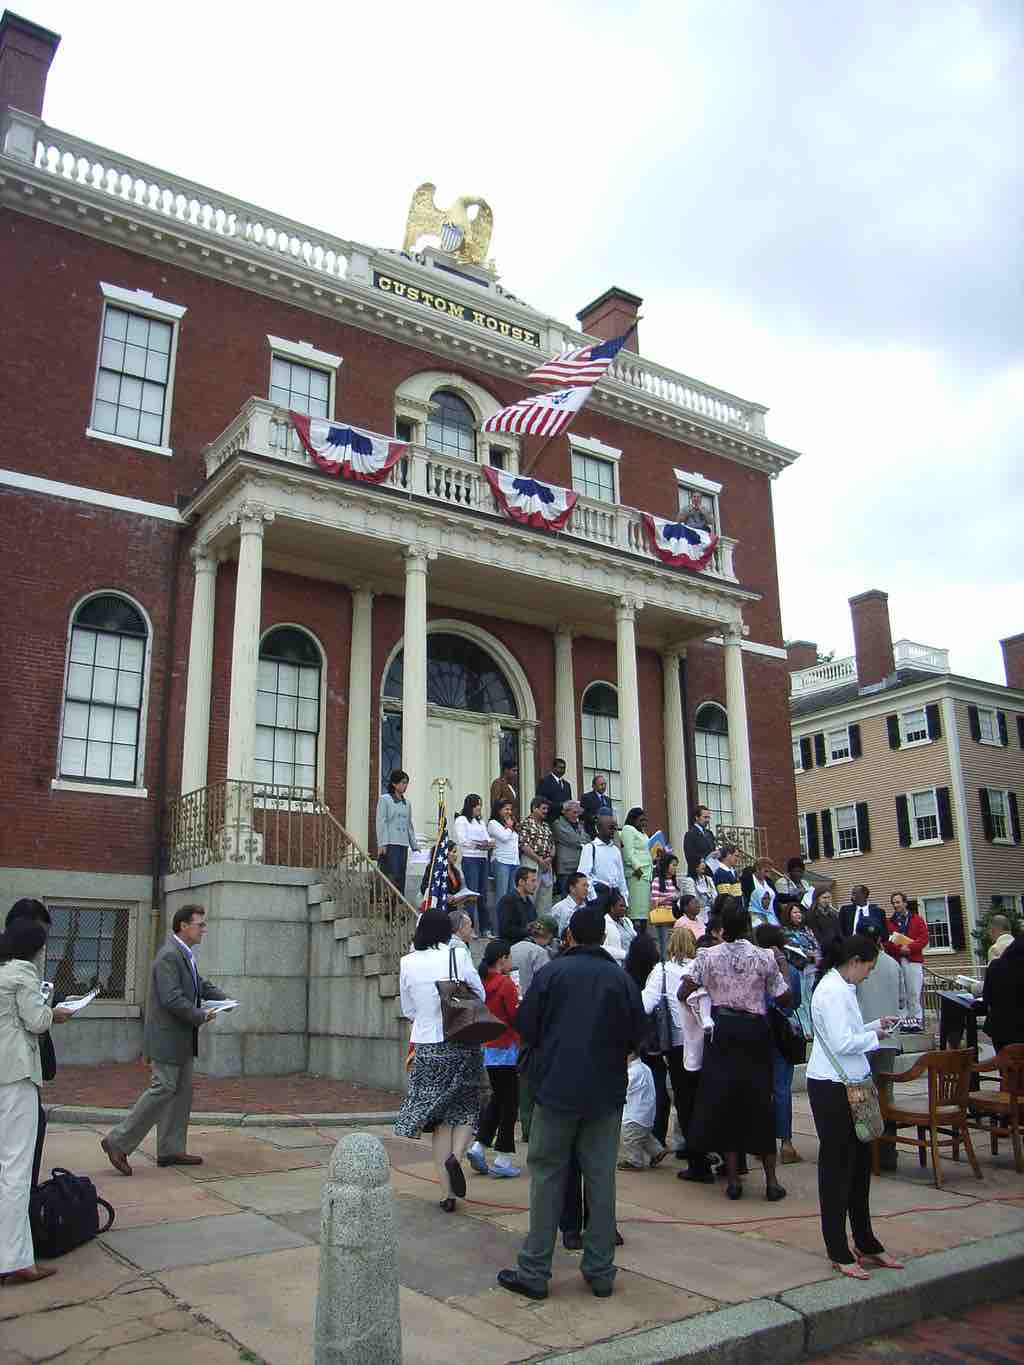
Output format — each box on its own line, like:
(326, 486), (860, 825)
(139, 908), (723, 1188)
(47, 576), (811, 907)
(569, 435), (621, 504)
(393, 371), (520, 471)
(797, 811), (810, 860)
(985, 787), (1014, 846)
(792, 739), (803, 774)
(673, 467), (722, 497)
(268, 334), (341, 422)
(899, 707), (932, 748)
(976, 706), (1001, 746)
(90, 284), (186, 456)
(831, 803), (861, 857)
(43, 898), (140, 1004)
(257, 624), (328, 800)
(54, 589), (154, 796)
(920, 894), (954, 955)
(906, 786), (942, 848)
(993, 891), (1024, 916)
(825, 725), (853, 767)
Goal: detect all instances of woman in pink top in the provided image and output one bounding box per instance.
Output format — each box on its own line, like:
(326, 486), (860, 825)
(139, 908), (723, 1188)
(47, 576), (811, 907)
(678, 896), (792, 1202)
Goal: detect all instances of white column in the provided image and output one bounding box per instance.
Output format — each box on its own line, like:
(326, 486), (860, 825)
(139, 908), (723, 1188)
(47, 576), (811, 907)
(226, 505), (272, 786)
(345, 587), (374, 848)
(553, 625), (578, 794)
(724, 625), (754, 828)
(662, 648), (687, 852)
(401, 547), (432, 841)
(180, 546), (218, 795)
(488, 720), (503, 791)
(520, 725), (537, 814)
(615, 596), (644, 811)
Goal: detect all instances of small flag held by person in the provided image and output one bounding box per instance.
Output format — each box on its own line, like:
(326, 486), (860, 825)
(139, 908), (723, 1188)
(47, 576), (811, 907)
(425, 803), (452, 916)
(482, 385), (593, 439)
(524, 331), (631, 388)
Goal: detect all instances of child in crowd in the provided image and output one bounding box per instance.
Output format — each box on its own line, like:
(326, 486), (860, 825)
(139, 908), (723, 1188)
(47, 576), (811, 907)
(618, 1053), (668, 1170)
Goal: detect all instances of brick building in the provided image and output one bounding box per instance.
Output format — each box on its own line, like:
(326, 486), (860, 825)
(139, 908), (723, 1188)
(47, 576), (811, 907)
(0, 12), (802, 1077)
(790, 593), (1024, 974)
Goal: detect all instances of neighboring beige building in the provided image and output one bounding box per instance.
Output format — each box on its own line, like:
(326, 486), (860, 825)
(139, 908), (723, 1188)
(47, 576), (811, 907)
(788, 594), (1024, 973)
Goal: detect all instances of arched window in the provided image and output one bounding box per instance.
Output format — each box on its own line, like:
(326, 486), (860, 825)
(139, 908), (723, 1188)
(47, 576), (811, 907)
(581, 682), (621, 818)
(60, 594), (148, 785)
(426, 389), (476, 460)
(255, 627), (322, 793)
(695, 702), (732, 833)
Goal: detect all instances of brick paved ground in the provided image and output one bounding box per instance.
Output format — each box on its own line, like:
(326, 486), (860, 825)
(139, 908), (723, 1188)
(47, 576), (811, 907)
(46, 1061), (404, 1113)
(807, 1293), (1024, 1363)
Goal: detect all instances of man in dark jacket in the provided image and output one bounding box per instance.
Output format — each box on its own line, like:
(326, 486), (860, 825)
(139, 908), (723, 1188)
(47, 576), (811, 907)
(839, 885), (888, 940)
(580, 775), (613, 839)
(683, 805), (717, 877)
(497, 904), (647, 1301)
(496, 867), (537, 944)
(536, 759), (572, 825)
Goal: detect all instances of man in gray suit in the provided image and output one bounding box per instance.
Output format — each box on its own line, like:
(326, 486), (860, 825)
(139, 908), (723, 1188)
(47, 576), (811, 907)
(101, 905), (225, 1175)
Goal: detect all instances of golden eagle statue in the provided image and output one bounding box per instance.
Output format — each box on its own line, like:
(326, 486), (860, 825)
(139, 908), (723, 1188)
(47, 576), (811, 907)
(402, 183), (494, 268)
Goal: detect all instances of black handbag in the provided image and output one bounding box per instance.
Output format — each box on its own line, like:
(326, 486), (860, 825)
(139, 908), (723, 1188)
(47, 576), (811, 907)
(770, 1006), (806, 1066)
(650, 963), (674, 1054)
(30, 1168), (115, 1258)
(436, 946), (507, 1045)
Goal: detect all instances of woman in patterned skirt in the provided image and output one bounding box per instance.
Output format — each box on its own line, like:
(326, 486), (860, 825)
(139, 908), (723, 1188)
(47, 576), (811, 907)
(395, 909), (486, 1212)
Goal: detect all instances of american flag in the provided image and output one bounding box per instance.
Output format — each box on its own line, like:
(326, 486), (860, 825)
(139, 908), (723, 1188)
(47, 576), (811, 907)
(482, 384), (593, 439)
(425, 802), (452, 914)
(525, 331), (630, 387)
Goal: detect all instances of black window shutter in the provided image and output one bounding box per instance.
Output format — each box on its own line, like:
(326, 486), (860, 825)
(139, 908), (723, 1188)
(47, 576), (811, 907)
(968, 705), (981, 742)
(806, 812), (820, 862)
(998, 711), (1009, 746)
(936, 786), (954, 840)
(926, 703), (942, 741)
(948, 895), (966, 952)
(979, 788), (994, 841)
(896, 794), (912, 847)
(821, 808), (834, 858)
(1018, 715), (1024, 749)
(799, 736), (813, 771)
(849, 723), (862, 759)
(1009, 791), (1021, 845)
(886, 714), (901, 749)
(814, 732), (827, 766)
(855, 801), (871, 853)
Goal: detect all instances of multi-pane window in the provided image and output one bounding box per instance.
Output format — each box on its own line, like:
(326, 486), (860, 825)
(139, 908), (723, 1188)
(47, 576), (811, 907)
(426, 389), (476, 459)
(395, 417), (415, 443)
(977, 707), (997, 743)
(987, 788), (1010, 841)
(678, 487), (718, 532)
(798, 814), (809, 861)
(571, 450), (616, 503)
(270, 357), (330, 418)
(92, 306), (172, 447)
(792, 738), (803, 773)
(835, 803), (859, 853)
(828, 727), (851, 762)
(922, 895), (951, 950)
(582, 683), (622, 820)
(901, 708), (929, 744)
(255, 627), (321, 793)
(60, 596), (147, 785)
(45, 903), (135, 1002)
(910, 789), (940, 843)
(695, 703), (732, 835)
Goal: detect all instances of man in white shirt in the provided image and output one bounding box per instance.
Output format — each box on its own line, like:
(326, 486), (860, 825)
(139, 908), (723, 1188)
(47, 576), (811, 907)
(987, 915), (1014, 964)
(618, 1055), (667, 1169)
(578, 815), (630, 904)
(602, 894), (636, 964)
(551, 872), (589, 937)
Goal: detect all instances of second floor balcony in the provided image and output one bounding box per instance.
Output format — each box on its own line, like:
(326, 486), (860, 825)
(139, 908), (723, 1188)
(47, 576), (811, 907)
(204, 398), (740, 585)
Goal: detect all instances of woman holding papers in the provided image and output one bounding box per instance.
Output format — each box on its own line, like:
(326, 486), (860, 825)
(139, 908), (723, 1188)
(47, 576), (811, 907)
(884, 893), (928, 1031)
(0, 919), (72, 1285)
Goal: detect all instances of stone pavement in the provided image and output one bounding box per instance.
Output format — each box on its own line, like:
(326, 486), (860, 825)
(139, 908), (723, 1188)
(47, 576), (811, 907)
(4, 1084), (1023, 1365)
(806, 1292), (1024, 1362)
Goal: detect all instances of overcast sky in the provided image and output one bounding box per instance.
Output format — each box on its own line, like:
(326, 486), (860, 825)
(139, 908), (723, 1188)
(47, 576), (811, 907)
(31, 0), (1023, 682)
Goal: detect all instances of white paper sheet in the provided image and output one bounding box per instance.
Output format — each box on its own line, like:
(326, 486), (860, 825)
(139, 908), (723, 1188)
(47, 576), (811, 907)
(61, 989), (100, 1014)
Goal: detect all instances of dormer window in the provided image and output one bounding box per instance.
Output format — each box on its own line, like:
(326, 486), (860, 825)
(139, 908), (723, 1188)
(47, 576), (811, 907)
(426, 389), (476, 460)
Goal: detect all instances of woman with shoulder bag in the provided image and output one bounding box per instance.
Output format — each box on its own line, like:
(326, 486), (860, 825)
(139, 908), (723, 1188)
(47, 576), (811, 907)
(394, 910), (487, 1213)
(467, 940), (522, 1179)
(807, 933), (903, 1280)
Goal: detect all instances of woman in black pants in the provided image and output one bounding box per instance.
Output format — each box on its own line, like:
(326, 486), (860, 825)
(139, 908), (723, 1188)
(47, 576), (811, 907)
(466, 940), (522, 1178)
(806, 933), (903, 1280)
(624, 933), (670, 1143)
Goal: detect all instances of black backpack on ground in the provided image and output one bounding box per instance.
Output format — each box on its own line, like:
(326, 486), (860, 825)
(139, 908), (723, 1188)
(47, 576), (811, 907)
(30, 1168), (115, 1258)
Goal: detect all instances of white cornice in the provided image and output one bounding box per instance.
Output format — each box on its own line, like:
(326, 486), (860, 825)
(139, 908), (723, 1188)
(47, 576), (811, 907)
(790, 675), (1024, 733)
(0, 466), (184, 523)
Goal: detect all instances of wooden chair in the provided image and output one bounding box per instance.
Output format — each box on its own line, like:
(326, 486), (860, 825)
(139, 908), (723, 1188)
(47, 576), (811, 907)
(963, 1044), (1024, 1174)
(872, 1048), (983, 1188)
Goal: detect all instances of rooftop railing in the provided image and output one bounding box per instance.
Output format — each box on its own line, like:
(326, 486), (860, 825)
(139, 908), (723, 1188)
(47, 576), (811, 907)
(790, 638), (950, 697)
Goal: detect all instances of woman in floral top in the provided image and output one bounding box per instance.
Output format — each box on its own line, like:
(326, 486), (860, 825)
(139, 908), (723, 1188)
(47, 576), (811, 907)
(518, 797), (555, 917)
(678, 896), (793, 1203)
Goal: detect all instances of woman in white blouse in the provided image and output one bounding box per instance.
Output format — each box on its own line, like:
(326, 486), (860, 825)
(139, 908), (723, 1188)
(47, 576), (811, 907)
(487, 798), (520, 907)
(807, 933), (903, 1280)
(454, 794), (494, 935)
(394, 909), (486, 1213)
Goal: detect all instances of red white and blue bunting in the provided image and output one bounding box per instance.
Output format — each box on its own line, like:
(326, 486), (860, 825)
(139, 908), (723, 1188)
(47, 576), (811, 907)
(641, 513), (718, 570)
(290, 412), (406, 484)
(483, 466), (578, 531)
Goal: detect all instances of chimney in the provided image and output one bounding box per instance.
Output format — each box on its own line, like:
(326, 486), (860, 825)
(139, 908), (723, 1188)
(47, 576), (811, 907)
(1001, 633), (1024, 691)
(0, 11), (60, 119)
(849, 590), (895, 691)
(576, 287), (642, 353)
(786, 640), (819, 672)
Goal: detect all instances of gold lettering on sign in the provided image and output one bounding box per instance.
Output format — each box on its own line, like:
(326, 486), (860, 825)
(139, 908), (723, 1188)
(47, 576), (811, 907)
(371, 273), (541, 346)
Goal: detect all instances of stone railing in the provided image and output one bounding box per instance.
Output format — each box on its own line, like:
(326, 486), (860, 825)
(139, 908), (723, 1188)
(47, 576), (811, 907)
(205, 399), (739, 583)
(605, 350), (766, 434)
(894, 639), (950, 674)
(789, 655), (858, 696)
(4, 112), (356, 283)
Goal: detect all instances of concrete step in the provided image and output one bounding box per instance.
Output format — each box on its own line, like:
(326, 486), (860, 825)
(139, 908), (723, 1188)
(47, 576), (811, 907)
(378, 973), (398, 999)
(346, 935), (366, 958)
(307, 883), (327, 906)
(333, 916), (371, 941)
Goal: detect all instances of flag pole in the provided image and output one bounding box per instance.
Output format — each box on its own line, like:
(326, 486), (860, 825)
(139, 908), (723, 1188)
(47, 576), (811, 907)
(518, 318), (642, 480)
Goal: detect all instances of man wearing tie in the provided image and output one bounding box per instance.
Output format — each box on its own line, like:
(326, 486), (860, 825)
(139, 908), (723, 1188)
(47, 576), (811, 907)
(101, 905), (226, 1176)
(839, 885), (888, 941)
(537, 759), (572, 825)
(683, 806), (718, 878)
(580, 774), (613, 839)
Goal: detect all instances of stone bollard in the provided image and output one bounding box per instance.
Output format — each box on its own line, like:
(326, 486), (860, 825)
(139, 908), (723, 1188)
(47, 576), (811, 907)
(314, 1132), (401, 1365)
